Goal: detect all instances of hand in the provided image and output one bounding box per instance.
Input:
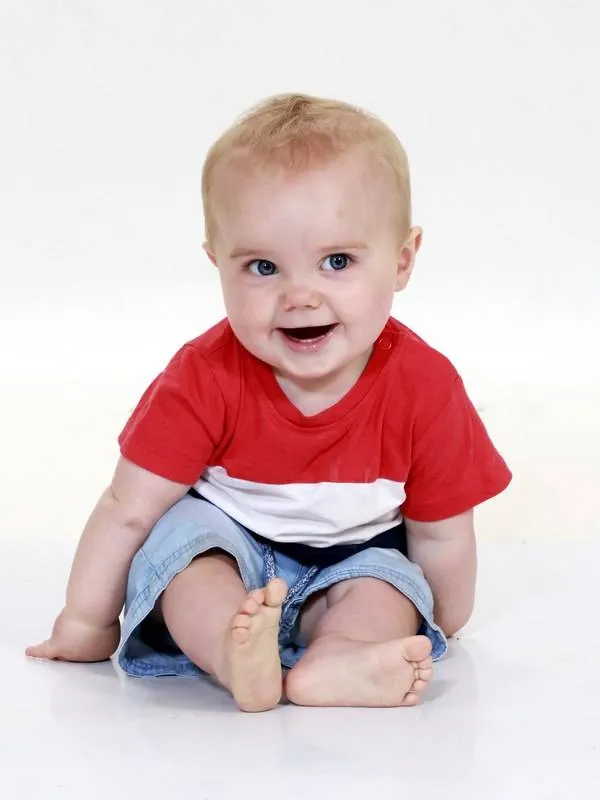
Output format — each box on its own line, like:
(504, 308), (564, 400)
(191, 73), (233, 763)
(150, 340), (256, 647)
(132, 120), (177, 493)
(26, 608), (121, 663)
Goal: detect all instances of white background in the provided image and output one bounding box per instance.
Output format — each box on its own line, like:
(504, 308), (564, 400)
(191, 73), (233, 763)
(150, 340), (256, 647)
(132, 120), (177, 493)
(1, 3), (599, 797)
(2, 0), (598, 380)
(2, 0), (598, 541)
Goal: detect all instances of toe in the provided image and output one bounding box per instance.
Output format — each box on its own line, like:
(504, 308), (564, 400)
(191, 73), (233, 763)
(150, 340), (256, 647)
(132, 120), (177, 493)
(231, 612), (252, 631)
(410, 678), (428, 693)
(417, 666), (434, 681)
(401, 691), (420, 707)
(264, 578), (288, 607)
(240, 596), (262, 616)
(402, 635), (432, 662)
(231, 626), (251, 644)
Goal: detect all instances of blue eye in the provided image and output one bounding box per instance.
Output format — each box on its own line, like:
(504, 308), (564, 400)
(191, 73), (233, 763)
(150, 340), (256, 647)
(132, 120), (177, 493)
(247, 259), (278, 276)
(323, 253), (350, 271)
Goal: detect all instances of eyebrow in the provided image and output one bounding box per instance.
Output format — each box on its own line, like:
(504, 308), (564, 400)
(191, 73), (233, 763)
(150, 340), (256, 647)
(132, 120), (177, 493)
(229, 243), (369, 259)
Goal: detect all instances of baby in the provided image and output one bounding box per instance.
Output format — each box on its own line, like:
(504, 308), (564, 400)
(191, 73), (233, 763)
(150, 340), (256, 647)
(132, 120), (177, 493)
(27, 93), (512, 711)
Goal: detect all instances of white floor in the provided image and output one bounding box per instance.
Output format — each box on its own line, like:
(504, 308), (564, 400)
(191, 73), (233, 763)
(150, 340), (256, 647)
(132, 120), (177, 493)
(2, 374), (600, 799)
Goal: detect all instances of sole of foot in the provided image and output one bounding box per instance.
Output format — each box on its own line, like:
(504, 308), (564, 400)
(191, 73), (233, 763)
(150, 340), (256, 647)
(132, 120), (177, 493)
(285, 634), (433, 708)
(222, 577), (288, 713)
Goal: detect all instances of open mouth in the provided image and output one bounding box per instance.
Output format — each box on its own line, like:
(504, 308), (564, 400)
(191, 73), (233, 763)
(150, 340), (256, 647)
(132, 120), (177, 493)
(279, 324), (338, 341)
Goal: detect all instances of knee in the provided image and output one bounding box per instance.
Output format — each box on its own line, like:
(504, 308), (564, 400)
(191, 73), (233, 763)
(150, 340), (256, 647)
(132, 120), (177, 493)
(439, 606), (474, 638)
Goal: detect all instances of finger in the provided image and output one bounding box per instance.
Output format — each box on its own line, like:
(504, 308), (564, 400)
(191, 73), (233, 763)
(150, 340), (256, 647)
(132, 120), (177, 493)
(25, 640), (60, 660)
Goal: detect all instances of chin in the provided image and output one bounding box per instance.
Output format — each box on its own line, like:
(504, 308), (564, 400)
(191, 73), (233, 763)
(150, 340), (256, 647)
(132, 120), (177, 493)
(279, 354), (353, 381)
(281, 364), (335, 381)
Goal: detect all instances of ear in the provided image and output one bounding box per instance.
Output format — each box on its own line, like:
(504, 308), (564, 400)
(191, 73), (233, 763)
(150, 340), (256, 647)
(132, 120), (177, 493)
(395, 226), (423, 291)
(203, 242), (218, 267)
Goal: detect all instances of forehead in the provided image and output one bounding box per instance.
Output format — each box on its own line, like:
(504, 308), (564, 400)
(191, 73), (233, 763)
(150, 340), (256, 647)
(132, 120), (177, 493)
(212, 152), (395, 245)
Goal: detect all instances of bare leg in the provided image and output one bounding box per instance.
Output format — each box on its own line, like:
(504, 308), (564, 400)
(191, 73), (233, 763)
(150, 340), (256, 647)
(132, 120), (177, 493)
(159, 552), (287, 712)
(285, 577), (433, 707)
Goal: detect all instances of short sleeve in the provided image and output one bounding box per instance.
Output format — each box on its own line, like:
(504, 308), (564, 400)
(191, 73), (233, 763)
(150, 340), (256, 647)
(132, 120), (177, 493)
(118, 344), (226, 485)
(400, 377), (512, 521)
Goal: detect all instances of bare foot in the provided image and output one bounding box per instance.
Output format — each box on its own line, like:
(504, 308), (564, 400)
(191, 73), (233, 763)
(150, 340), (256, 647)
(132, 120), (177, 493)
(285, 634), (433, 708)
(217, 578), (288, 712)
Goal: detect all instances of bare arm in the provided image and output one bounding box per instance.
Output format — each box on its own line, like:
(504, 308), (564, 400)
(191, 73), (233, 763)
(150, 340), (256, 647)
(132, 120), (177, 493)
(404, 510), (477, 637)
(65, 456), (191, 627)
(27, 457), (190, 661)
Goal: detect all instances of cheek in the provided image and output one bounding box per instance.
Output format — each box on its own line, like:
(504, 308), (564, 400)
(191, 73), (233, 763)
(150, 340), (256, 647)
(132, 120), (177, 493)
(220, 280), (250, 326)
(222, 283), (273, 328)
(341, 273), (395, 318)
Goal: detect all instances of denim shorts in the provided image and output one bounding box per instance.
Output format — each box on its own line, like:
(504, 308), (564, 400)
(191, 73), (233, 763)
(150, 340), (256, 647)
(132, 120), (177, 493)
(116, 495), (447, 677)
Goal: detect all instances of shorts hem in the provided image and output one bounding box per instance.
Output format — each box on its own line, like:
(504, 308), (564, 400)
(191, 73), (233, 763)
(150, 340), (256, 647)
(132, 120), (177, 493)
(279, 562), (447, 666)
(116, 534), (258, 677)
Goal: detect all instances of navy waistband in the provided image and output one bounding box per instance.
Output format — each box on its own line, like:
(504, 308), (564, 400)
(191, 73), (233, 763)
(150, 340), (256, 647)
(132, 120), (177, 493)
(250, 526), (407, 568)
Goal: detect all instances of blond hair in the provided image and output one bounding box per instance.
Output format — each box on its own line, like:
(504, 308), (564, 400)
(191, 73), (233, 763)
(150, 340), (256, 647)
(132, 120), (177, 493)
(201, 92), (412, 247)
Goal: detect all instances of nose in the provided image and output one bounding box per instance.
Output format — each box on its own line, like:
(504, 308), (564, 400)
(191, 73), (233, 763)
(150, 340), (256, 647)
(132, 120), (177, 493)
(281, 279), (321, 311)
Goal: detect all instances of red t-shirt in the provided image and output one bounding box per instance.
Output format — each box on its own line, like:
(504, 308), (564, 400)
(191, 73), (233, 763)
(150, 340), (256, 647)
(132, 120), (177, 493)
(118, 317), (511, 547)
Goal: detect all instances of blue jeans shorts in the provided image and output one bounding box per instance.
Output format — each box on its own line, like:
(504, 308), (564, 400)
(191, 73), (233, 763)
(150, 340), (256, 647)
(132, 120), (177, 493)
(116, 495), (448, 677)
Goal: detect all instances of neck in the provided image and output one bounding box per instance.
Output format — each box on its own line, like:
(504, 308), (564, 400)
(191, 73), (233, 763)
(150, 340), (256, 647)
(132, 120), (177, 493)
(274, 348), (373, 416)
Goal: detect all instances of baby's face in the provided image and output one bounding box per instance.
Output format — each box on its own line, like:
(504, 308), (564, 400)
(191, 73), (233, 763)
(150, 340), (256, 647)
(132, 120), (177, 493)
(206, 151), (420, 390)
